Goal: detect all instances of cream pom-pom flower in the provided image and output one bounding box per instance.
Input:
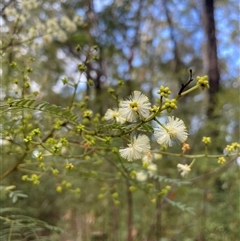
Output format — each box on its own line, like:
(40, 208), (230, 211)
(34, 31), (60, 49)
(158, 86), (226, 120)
(119, 134), (151, 161)
(154, 116), (188, 147)
(136, 171), (148, 182)
(177, 163), (191, 177)
(104, 108), (126, 124)
(119, 91), (151, 122)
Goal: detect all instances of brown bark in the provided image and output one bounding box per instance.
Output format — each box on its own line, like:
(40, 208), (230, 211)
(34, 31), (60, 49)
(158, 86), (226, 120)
(202, 0), (220, 118)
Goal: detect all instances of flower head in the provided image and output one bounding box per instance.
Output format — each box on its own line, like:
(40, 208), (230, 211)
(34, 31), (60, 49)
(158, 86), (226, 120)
(104, 108), (126, 124)
(142, 151), (153, 164)
(119, 91), (151, 122)
(136, 171), (148, 182)
(147, 163), (157, 174)
(154, 116), (188, 147)
(119, 134), (151, 161)
(177, 163), (191, 177)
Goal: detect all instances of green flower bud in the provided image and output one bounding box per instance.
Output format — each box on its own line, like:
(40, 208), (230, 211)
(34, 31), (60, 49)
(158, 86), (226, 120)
(129, 186), (136, 192)
(62, 77), (68, 85)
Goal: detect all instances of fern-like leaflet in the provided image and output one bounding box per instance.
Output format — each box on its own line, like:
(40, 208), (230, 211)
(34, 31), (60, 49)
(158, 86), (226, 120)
(9, 99), (79, 123)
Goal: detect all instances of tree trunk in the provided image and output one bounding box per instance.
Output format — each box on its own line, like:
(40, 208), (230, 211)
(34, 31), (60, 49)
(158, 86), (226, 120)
(202, 0), (220, 118)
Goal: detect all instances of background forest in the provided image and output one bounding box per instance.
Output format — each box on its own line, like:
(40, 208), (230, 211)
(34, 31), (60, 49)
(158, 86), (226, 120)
(0, 0), (239, 241)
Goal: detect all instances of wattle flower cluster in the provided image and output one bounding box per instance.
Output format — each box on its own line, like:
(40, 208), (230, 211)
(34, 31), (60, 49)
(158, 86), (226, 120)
(104, 91), (189, 162)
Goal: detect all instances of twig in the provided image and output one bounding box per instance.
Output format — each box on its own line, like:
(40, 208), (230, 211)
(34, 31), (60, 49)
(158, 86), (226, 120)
(178, 69), (194, 95)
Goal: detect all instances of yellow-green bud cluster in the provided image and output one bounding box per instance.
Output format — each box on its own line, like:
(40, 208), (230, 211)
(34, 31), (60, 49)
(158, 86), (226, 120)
(76, 124), (85, 132)
(112, 192), (118, 199)
(75, 45), (81, 52)
(147, 183), (153, 190)
(150, 105), (159, 113)
(231, 142), (240, 149)
(78, 64), (86, 72)
(112, 191), (120, 205)
(10, 62), (17, 68)
(111, 147), (118, 153)
(62, 77), (68, 85)
(36, 152), (43, 161)
(87, 79), (94, 86)
(46, 137), (56, 145)
(93, 113), (101, 123)
(85, 135), (95, 146)
(24, 81), (30, 89)
(54, 119), (64, 130)
(162, 99), (177, 113)
(118, 79), (124, 86)
(52, 168), (59, 175)
(31, 128), (41, 136)
(151, 198), (156, 204)
(158, 185), (171, 197)
(24, 127), (40, 143)
(142, 161), (150, 168)
(74, 188), (81, 194)
(22, 174), (40, 185)
(129, 185), (136, 192)
(51, 144), (61, 153)
(92, 55), (99, 60)
(84, 155), (91, 161)
(197, 75), (209, 89)
(104, 136), (112, 144)
(60, 138), (68, 146)
(98, 193), (104, 199)
(26, 67), (33, 72)
(39, 163), (45, 169)
(218, 157), (226, 165)
(56, 186), (63, 193)
(83, 110), (93, 118)
(202, 136), (211, 144)
(66, 163), (74, 170)
(107, 87), (115, 94)
(24, 135), (32, 143)
(130, 170), (137, 179)
(62, 180), (72, 188)
(98, 187), (106, 200)
(225, 142), (240, 154)
(158, 86), (171, 98)
(56, 183), (80, 194)
(78, 101), (86, 109)
(7, 98), (14, 105)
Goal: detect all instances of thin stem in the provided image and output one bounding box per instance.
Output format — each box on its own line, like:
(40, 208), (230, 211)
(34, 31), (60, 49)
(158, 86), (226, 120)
(126, 180), (133, 241)
(0, 152), (28, 180)
(178, 85), (199, 97)
(188, 157), (236, 183)
(147, 185), (176, 241)
(69, 80), (80, 110)
(153, 117), (169, 131)
(156, 151), (239, 159)
(177, 69), (194, 96)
